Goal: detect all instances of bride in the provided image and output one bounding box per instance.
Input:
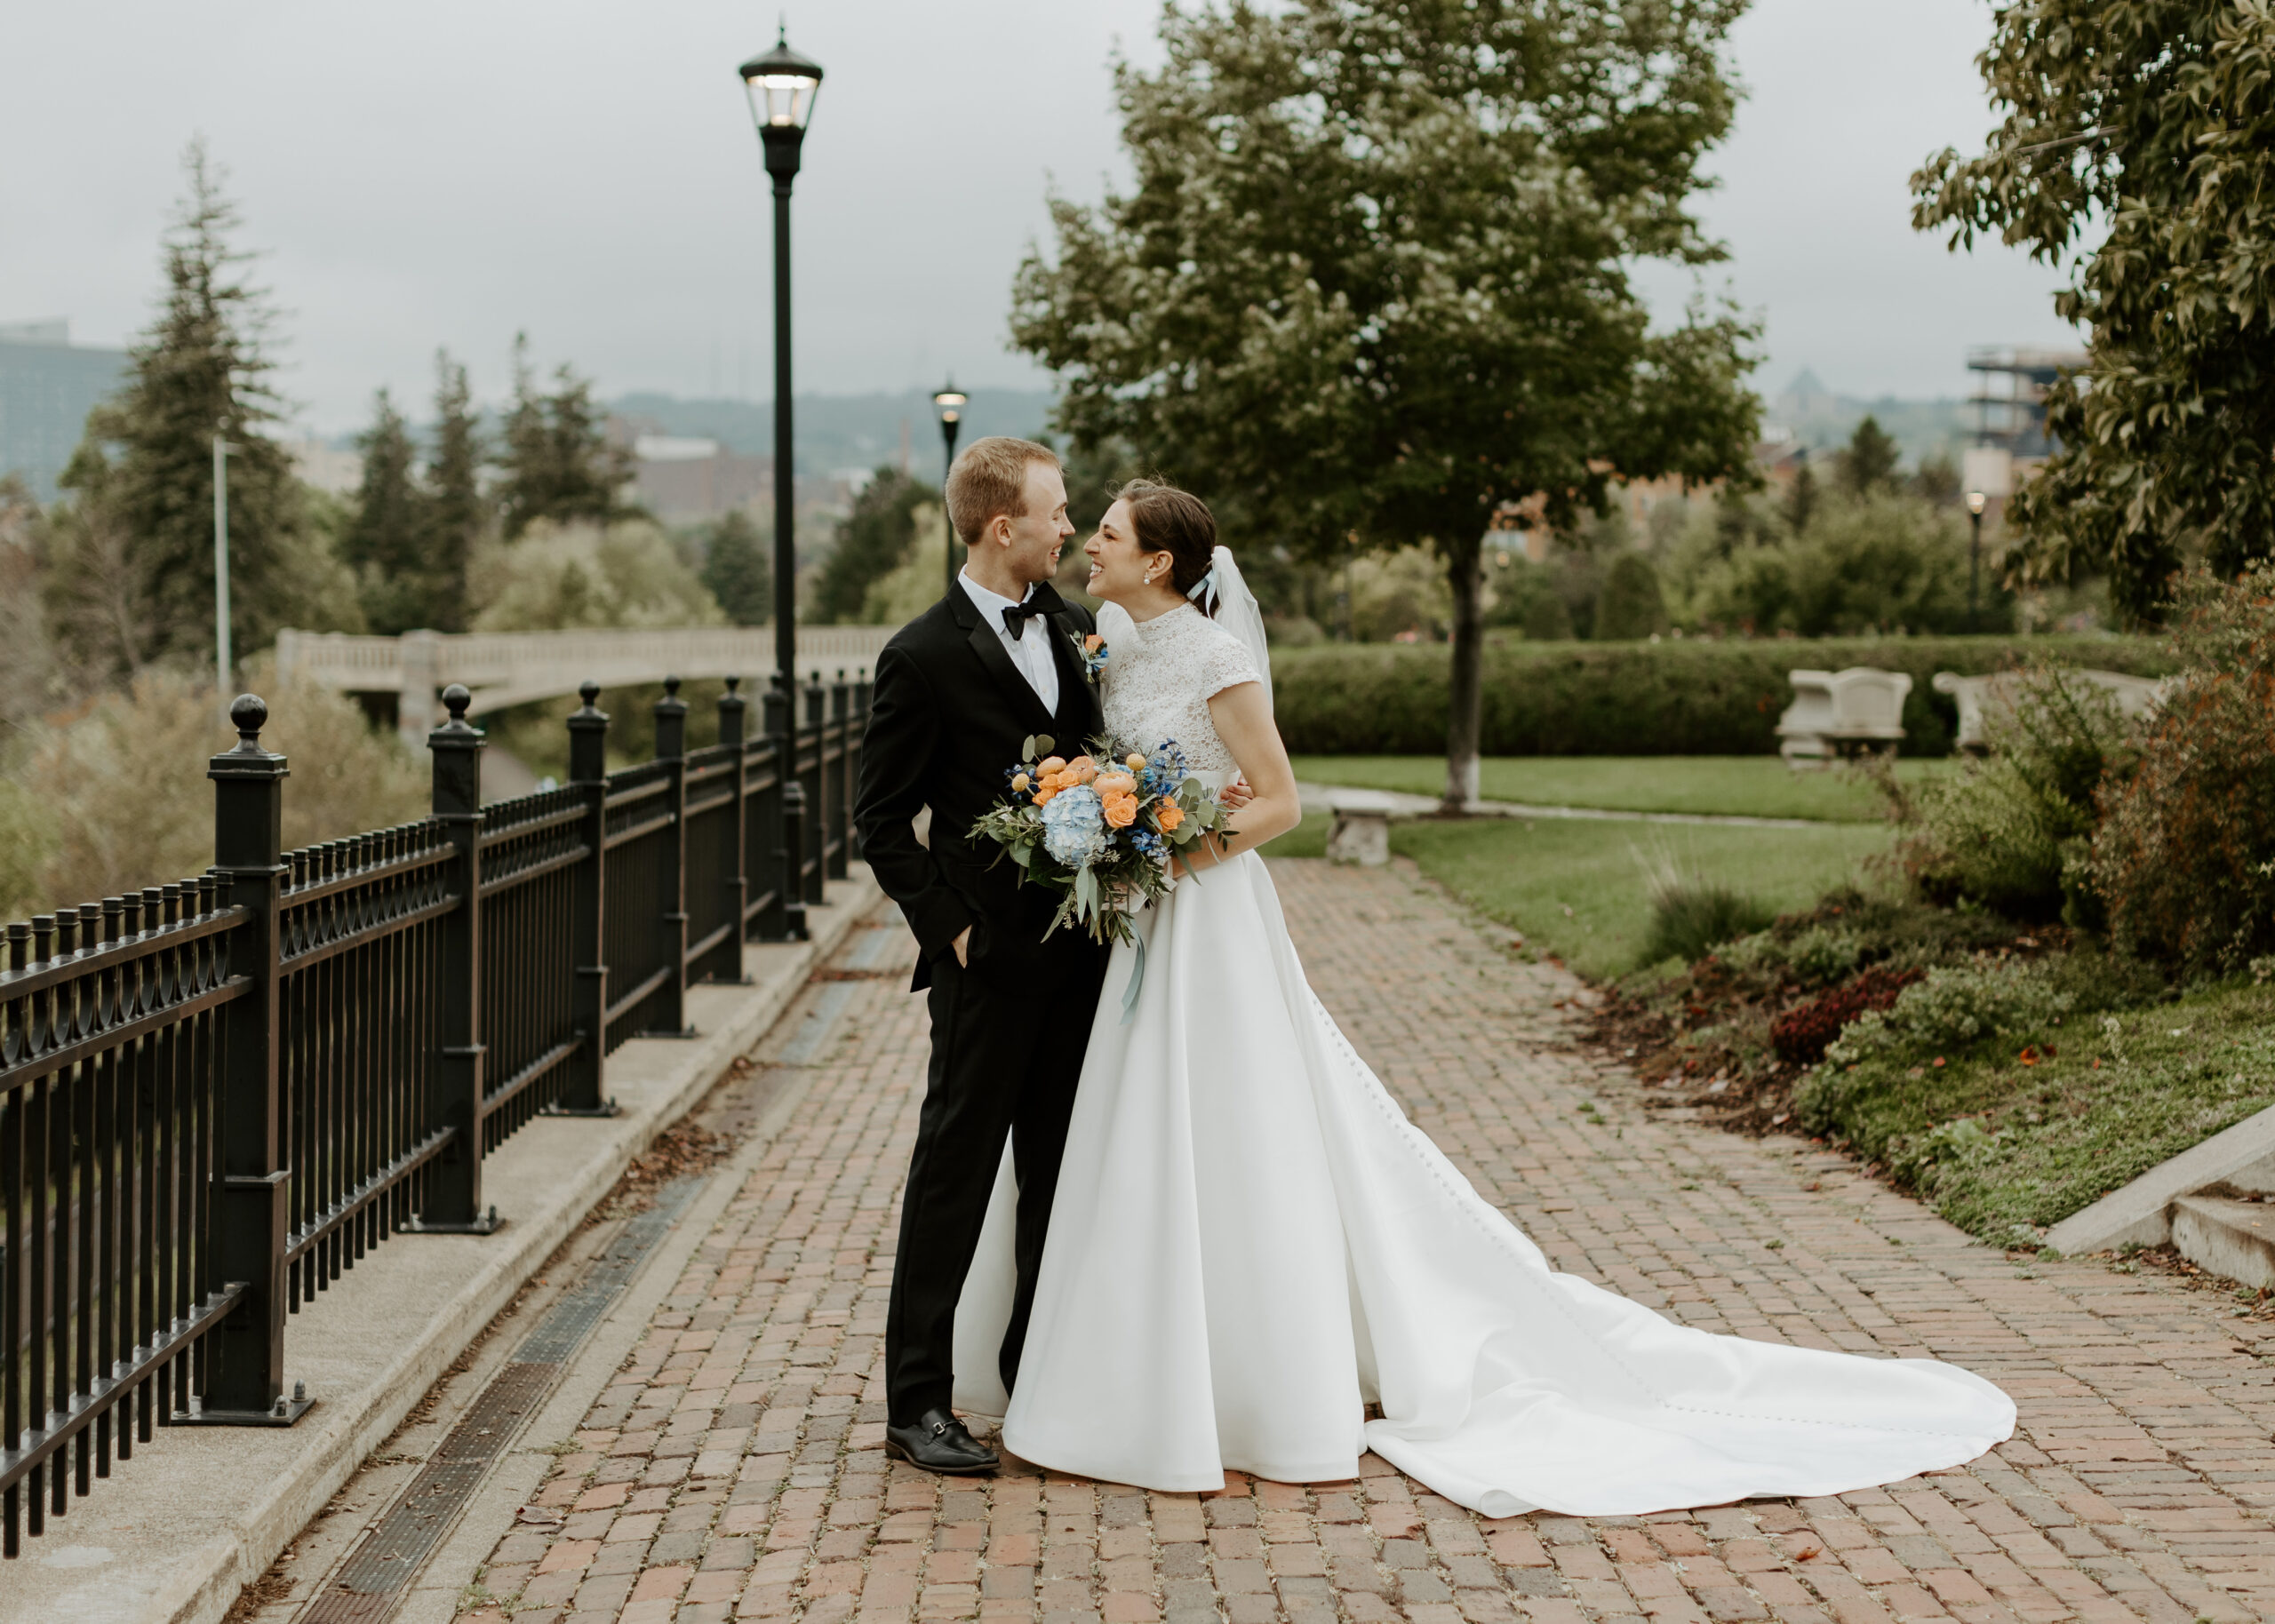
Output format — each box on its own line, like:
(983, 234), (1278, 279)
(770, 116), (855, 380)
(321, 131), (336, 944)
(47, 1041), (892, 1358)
(950, 482), (2013, 1516)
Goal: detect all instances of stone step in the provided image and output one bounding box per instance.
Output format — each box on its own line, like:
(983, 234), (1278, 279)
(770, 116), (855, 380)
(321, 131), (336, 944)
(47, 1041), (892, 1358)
(2171, 1192), (2275, 1291)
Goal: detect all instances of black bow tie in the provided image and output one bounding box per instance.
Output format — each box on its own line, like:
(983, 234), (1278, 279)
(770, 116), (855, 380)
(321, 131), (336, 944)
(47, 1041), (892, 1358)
(1000, 585), (1064, 640)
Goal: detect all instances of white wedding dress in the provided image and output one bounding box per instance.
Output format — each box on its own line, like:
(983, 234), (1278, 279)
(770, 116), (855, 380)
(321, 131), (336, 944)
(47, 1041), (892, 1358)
(949, 555), (2014, 1517)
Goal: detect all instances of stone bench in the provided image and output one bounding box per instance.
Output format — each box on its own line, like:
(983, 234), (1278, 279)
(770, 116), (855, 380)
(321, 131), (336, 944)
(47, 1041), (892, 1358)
(1776, 667), (1912, 768)
(1931, 668), (2177, 753)
(1326, 790), (1398, 866)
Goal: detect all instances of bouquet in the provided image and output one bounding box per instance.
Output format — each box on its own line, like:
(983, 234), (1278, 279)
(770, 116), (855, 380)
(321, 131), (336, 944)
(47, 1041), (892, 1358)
(970, 732), (1229, 945)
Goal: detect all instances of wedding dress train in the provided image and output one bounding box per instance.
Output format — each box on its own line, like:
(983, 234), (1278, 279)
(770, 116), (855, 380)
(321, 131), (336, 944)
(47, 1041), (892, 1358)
(947, 573), (2013, 1517)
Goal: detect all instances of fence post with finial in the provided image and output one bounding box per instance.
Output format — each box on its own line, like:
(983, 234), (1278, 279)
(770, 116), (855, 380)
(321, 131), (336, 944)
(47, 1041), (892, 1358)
(194, 693), (311, 1425)
(648, 676), (693, 1037)
(802, 670), (826, 905)
(549, 681), (619, 1117)
(697, 675), (752, 984)
(769, 673), (808, 941)
(405, 683), (498, 1232)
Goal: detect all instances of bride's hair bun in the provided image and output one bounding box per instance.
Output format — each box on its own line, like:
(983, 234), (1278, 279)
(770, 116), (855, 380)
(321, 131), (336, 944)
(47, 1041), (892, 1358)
(1114, 480), (1220, 615)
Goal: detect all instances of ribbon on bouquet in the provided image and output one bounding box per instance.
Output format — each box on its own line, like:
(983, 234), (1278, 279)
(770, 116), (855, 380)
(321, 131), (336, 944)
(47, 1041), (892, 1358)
(1119, 924), (1146, 1025)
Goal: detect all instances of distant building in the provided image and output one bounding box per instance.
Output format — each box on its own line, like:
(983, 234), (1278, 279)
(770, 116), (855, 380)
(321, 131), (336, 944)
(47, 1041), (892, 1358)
(629, 433), (777, 523)
(0, 319), (129, 503)
(1964, 346), (2088, 502)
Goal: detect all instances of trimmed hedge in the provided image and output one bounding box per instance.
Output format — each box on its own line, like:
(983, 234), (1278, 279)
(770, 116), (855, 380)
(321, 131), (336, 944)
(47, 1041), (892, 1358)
(1271, 636), (2175, 757)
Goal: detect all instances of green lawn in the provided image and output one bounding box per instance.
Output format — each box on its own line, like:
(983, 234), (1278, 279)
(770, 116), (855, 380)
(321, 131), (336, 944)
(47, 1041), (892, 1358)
(1263, 810), (1892, 979)
(1289, 754), (1952, 823)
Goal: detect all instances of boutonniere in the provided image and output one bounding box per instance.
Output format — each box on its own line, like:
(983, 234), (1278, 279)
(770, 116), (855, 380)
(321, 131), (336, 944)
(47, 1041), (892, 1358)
(1079, 633), (1110, 683)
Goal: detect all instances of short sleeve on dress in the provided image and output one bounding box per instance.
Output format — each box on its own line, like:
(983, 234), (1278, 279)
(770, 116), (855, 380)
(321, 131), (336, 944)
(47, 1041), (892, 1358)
(1196, 621), (1264, 699)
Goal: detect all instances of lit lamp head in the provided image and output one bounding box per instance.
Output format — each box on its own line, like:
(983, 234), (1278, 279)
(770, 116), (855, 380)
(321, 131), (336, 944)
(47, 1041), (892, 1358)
(1966, 490), (1987, 517)
(738, 28), (824, 182)
(933, 380), (967, 450)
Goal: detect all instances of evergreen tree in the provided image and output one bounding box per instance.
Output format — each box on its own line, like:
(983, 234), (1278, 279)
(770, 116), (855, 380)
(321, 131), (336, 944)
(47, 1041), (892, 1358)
(345, 388), (428, 633)
(701, 509), (772, 625)
(814, 467), (938, 622)
(496, 334), (634, 537)
(1595, 552), (1672, 640)
(61, 141), (304, 666)
(423, 350), (484, 628)
(1834, 415), (1902, 496)
(1784, 462), (1820, 536)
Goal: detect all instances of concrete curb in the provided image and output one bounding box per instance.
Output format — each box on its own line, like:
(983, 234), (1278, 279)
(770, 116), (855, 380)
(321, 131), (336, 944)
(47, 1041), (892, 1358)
(1294, 780), (1822, 831)
(0, 870), (882, 1624)
(2043, 1096), (2275, 1256)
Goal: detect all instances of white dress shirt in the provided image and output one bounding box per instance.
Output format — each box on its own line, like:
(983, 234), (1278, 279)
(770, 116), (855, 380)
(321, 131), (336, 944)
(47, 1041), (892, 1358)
(960, 571), (1060, 714)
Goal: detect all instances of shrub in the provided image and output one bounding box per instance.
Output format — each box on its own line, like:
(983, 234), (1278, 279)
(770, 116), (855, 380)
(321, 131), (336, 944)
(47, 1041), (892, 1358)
(1269, 635), (2172, 756)
(1904, 669), (2135, 920)
(1666, 490), (2008, 638)
(470, 518), (724, 632)
(1769, 966), (1925, 1065)
(2094, 568), (2275, 975)
(2, 669), (427, 919)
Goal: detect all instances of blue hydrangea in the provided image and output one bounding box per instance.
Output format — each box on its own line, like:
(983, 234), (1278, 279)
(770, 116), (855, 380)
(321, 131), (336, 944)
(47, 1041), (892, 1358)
(1041, 784), (1107, 866)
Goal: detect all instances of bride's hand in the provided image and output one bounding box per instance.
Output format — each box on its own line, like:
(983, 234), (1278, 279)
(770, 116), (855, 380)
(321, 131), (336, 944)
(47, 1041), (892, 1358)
(1218, 776), (1254, 811)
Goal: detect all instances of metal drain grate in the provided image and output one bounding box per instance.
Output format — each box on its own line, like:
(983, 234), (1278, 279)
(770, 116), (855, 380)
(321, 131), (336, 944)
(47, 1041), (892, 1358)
(296, 1174), (707, 1624)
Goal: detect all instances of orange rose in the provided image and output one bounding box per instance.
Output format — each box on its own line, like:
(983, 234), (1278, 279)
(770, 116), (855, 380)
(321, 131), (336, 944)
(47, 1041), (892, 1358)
(1154, 802), (1185, 832)
(1084, 633), (1106, 653)
(1037, 755), (1067, 776)
(1069, 759), (1098, 785)
(1096, 771), (1138, 798)
(1033, 787), (1057, 807)
(1103, 793), (1138, 828)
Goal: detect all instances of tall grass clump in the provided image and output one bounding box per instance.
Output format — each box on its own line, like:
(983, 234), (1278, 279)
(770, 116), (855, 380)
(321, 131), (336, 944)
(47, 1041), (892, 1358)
(1638, 848), (1775, 967)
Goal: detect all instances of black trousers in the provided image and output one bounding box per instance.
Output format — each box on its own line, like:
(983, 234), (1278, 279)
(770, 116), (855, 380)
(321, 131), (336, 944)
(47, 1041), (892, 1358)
(885, 946), (1109, 1426)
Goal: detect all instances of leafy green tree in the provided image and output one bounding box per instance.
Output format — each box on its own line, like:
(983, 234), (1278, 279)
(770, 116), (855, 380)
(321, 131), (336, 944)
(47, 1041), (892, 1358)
(814, 467), (938, 623)
(1912, 1), (2275, 621)
(424, 350), (484, 628)
(1595, 552), (1672, 641)
(1012, 0), (1760, 809)
(702, 508), (772, 625)
(1833, 415), (1902, 496)
(345, 388), (428, 633)
(496, 335), (634, 537)
(60, 141), (306, 667)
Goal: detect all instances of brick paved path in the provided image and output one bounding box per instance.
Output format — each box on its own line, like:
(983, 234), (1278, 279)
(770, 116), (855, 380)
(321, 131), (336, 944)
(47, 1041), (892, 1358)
(459, 861), (2275, 1624)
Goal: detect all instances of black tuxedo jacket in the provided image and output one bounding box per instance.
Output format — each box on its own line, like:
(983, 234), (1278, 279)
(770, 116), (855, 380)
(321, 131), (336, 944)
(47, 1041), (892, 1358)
(853, 581), (1107, 993)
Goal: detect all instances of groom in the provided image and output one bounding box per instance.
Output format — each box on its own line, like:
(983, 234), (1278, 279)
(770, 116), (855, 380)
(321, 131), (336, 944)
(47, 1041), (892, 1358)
(853, 436), (1112, 1474)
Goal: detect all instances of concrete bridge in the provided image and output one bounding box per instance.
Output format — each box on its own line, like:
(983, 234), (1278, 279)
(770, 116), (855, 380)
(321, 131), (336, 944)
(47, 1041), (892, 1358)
(275, 624), (898, 744)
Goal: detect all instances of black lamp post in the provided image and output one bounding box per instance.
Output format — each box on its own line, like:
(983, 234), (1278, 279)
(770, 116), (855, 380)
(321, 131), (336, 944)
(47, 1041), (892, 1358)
(934, 380), (967, 592)
(1966, 490), (1987, 631)
(738, 28), (824, 699)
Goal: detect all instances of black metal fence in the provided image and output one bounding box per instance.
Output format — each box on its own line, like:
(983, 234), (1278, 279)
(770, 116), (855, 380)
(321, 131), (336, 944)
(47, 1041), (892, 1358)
(0, 669), (867, 1556)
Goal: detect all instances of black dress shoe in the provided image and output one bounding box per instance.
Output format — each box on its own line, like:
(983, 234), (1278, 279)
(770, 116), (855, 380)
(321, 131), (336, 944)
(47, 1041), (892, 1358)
(884, 1408), (1000, 1475)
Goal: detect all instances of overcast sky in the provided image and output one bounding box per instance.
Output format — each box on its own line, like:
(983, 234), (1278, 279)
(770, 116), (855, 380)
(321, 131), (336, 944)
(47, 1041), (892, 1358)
(2, 0), (2080, 435)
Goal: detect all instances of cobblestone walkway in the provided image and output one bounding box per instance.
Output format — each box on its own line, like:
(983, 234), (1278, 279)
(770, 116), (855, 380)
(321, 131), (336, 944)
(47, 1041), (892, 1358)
(460, 861), (2275, 1624)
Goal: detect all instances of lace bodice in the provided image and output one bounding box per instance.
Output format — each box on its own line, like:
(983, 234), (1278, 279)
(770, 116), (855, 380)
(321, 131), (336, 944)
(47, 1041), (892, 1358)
(1098, 601), (1265, 776)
